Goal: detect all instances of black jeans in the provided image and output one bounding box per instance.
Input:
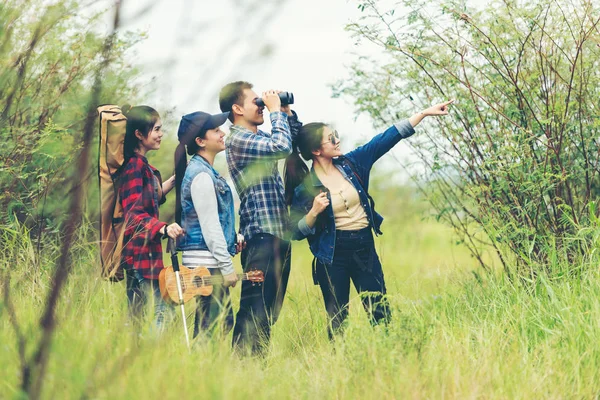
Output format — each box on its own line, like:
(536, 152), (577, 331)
(193, 268), (234, 338)
(314, 227), (390, 339)
(232, 233), (291, 355)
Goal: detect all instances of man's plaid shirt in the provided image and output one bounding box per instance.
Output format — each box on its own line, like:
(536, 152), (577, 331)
(226, 111), (302, 241)
(119, 153), (167, 280)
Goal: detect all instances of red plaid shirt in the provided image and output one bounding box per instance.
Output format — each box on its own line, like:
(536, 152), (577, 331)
(119, 153), (167, 280)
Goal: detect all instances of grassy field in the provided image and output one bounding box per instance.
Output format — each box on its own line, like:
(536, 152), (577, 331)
(2, 185), (600, 399)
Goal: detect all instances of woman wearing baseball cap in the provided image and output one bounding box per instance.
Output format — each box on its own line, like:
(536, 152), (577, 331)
(174, 110), (244, 338)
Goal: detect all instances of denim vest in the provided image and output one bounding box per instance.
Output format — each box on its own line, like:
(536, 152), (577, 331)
(290, 121), (415, 264)
(178, 154), (237, 255)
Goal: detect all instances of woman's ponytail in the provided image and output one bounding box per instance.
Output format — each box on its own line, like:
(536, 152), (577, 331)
(174, 142), (187, 225)
(283, 122), (327, 206)
(284, 123), (328, 206)
(284, 143), (309, 206)
(173, 112), (211, 223)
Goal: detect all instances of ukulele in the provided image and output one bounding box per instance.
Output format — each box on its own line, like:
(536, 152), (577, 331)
(158, 265), (264, 305)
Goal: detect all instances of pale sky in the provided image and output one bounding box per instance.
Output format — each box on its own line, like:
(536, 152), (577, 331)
(102, 0), (398, 153)
(97, 0), (487, 177)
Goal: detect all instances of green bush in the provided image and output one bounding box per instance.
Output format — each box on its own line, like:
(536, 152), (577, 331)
(335, 0), (600, 278)
(0, 0), (141, 235)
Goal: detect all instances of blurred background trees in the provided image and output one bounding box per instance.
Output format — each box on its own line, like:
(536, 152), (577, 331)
(3, 0), (600, 397)
(3, 0), (600, 279)
(0, 0), (140, 239)
(336, 0), (600, 278)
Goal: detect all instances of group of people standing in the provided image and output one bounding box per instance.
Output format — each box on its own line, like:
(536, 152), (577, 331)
(117, 80), (452, 355)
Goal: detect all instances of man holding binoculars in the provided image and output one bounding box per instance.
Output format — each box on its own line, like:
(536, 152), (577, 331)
(219, 81), (301, 355)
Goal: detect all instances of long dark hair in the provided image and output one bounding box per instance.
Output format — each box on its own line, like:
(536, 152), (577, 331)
(284, 122), (327, 206)
(174, 126), (208, 224)
(122, 104), (160, 162)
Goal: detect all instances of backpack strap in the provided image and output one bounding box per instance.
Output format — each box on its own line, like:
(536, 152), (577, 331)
(343, 157), (365, 187)
(312, 257), (319, 285)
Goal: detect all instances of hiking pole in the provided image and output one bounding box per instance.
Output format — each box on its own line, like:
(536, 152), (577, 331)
(167, 237), (191, 350)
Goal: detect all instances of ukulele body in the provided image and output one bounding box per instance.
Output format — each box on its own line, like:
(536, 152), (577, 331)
(158, 265), (213, 305)
(159, 265), (263, 305)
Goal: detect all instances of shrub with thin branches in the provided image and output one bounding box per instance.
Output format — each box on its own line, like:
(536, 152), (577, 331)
(336, 0), (600, 278)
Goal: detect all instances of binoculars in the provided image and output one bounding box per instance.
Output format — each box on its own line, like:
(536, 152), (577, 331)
(255, 92), (294, 108)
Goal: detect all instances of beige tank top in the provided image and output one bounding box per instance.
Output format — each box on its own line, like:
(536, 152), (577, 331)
(330, 180), (369, 230)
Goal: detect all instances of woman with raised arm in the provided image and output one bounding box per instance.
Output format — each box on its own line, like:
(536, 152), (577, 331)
(285, 100), (453, 338)
(174, 111), (245, 338)
(119, 105), (184, 329)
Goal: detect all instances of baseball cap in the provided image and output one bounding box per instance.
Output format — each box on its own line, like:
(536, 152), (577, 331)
(177, 111), (229, 146)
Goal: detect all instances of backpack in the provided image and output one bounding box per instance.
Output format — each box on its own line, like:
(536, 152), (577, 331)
(97, 105), (127, 281)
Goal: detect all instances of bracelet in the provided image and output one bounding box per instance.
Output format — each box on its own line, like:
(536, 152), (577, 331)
(162, 225), (169, 239)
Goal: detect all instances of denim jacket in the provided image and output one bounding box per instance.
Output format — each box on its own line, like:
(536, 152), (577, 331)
(178, 154), (237, 255)
(290, 120), (415, 264)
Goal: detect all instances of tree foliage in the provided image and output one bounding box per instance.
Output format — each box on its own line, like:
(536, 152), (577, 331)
(336, 0), (600, 277)
(0, 0), (141, 234)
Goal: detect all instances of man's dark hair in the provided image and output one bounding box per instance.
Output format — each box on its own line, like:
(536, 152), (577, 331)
(219, 81), (253, 122)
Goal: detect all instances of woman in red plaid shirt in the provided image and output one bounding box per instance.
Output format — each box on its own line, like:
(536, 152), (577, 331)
(119, 105), (184, 328)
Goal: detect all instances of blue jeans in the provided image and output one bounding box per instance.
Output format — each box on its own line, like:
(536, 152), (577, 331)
(314, 227), (390, 338)
(126, 269), (168, 331)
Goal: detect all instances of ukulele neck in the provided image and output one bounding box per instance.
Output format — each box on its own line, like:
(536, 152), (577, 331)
(202, 272), (251, 286)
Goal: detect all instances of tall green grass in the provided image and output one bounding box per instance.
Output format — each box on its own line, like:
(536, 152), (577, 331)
(2, 186), (600, 399)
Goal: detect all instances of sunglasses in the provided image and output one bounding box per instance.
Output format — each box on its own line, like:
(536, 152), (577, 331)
(321, 129), (340, 145)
